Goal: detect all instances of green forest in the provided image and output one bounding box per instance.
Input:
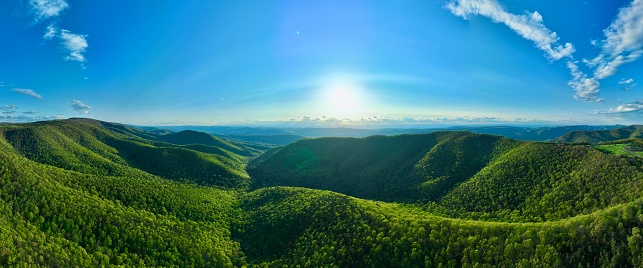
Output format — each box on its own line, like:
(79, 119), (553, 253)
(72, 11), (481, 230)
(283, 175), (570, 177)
(1, 118), (643, 267)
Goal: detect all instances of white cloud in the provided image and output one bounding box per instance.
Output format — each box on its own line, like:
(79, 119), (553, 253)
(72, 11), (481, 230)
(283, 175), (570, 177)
(587, 0), (643, 79)
(619, 77), (635, 84)
(23, 110), (39, 115)
(444, 0), (611, 102)
(618, 77), (637, 90)
(42, 26), (89, 64)
(59, 30), (88, 62)
(29, 0), (69, 22)
(44, 24), (57, 39)
(609, 99), (643, 113)
(446, 0), (575, 60)
(68, 100), (91, 114)
(22, 0), (89, 65)
(12, 88), (43, 99)
(566, 61), (603, 102)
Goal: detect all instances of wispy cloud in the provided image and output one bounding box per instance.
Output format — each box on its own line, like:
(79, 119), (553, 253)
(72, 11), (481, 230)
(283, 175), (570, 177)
(42, 26), (88, 63)
(28, 0), (69, 22)
(12, 88), (43, 99)
(566, 61), (602, 102)
(22, 0), (88, 65)
(68, 100), (91, 114)
(1, 105), (18, 110)
(446, 0), (574, 60)
(1, 105), (18, 115)
(619, 77), (637, 90)
(587, 0), (643, 79)
(445, 0), (605, 102)
(23, 110), (39, 115)
(59, 30), (88, 62)
(43, 24), (57, 39)
(0, 114), (64, 123)
(445, 0), (643, 103)
(619, 77), (635, 84)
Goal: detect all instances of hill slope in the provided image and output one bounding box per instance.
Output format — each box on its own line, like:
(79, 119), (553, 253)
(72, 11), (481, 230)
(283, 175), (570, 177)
(554, 125), (643, 144)
(1, 119), (643, 266)
(249, 132), (643, 222)
(2, 119), (251, 188)
(248, 132), (521, 202)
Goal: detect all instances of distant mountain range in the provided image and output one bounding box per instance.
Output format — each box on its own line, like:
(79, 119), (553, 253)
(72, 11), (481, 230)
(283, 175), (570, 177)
(145, 124), (623, 145)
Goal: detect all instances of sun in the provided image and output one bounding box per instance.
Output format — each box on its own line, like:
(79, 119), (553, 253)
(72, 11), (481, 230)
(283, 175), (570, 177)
(327, 85), (359, 112)
(311, 74), (373, 119)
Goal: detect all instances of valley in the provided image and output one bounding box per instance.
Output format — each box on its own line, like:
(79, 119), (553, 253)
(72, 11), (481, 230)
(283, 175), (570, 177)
(0, 119), (642, 266)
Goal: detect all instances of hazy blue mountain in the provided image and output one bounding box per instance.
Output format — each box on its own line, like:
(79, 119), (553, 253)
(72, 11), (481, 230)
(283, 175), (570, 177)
(142, 124), (623, 145)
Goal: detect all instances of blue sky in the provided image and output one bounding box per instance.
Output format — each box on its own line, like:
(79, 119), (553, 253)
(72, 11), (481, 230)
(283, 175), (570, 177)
(2, 0), (643, 126)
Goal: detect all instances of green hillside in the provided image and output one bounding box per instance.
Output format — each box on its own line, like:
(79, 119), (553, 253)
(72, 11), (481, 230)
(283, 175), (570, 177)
(439, 143), (643, 221)
(158, 130), (257, 157)
(0, 125), (244, 266)
(249, 132), (523, 202)
(250, 132), (643, 223)
(554, 125), (643, 144)
(2, 119), (251, 188)
(1, 119), (643, 266)
(235, 187), (643, 267)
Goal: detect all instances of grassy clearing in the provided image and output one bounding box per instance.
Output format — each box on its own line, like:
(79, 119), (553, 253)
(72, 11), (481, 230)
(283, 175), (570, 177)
(594, 143), (643, 157)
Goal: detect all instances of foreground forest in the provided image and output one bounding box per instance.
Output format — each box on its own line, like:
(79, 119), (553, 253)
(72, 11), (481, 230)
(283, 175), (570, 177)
(1, 119), (643, 267)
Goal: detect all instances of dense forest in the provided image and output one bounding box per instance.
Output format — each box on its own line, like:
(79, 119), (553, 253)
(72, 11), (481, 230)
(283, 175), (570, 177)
(553, 125), (643, 144)
(1, 118), (643, 266)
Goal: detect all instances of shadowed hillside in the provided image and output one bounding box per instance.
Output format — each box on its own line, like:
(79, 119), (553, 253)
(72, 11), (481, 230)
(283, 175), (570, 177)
(248, 132), (521, 202)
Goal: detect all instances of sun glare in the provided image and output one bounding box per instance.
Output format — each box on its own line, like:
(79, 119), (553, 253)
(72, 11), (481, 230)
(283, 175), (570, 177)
(311, 74), (374, 119)
(328, 85), (359, 112)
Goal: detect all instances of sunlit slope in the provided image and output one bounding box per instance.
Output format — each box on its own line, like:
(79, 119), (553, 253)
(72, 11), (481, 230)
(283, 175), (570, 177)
(554, 125), (643, 144)
(439, 142), (643, 221)
(0, 133), (243, 267)
(235, 186), (643, 267)
(248, 132), (521, 202)
(414, 132), (520, 200)
(249, 132), (643, 221)
(1, 119), (251, 188)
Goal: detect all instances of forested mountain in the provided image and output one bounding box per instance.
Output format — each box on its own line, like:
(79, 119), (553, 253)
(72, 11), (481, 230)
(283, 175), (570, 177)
(249, 132), (521, 202)
(250, 132), (643, 222)
(554, 125), (643, 144)
(443, 125), (622, 141)
(3, 119), (252, 188)
(1, 119), (643, 266)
